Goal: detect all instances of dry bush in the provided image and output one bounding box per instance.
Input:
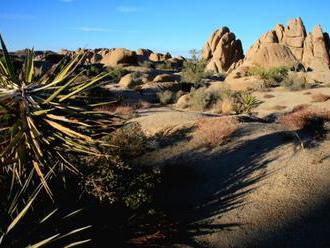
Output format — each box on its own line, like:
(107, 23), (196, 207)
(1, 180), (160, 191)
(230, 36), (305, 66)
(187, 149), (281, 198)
(271, 105), (287, 111)
(282, 74), (312, 91)
(278, 105), (330, 131)
(191, 117), (239, 148)
(263, 94), (275, 98)
(137, 100), (152, 109)
(311, 93), (330, 102)
(221, 98), (234, 114)
(104, 122), (148, 159)
(157, 90), (175, 105)
(115, 105), (136, 115)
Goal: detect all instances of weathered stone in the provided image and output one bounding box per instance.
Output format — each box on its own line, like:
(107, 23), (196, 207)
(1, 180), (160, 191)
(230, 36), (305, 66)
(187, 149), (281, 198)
(201, 27), (244, 73)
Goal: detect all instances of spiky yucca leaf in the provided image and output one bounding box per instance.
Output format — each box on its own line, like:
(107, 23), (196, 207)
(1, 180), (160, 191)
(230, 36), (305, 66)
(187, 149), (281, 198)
(0, 35), (120, 197)
(0, 189), (92, 248)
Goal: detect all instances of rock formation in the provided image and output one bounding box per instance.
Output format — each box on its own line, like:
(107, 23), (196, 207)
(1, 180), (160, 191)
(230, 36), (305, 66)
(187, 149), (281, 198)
(225, 17), (330, 84)
(230, 18), (330, 79)
(100, 48), (137, 67)
(201, 27), (244, 73)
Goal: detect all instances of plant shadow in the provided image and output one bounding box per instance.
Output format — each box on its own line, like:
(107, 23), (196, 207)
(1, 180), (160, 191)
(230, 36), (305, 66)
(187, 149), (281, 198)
(156, 129), (292, 247)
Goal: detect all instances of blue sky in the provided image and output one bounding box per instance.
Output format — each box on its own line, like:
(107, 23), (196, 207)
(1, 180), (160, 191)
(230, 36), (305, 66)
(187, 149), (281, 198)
(1, 0), (329, 56)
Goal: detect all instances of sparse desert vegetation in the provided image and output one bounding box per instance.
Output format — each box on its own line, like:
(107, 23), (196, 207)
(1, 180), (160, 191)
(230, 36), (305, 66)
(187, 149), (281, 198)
(2, 6), (330, 248)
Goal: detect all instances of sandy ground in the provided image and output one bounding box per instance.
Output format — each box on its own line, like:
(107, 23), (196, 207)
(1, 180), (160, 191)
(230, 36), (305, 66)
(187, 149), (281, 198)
(131, 89), (330, 247)
(253, 87), (330, 118)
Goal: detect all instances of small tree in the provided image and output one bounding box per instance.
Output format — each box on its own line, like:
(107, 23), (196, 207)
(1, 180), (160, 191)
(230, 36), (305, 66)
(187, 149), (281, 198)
(181, 49), (208, 86)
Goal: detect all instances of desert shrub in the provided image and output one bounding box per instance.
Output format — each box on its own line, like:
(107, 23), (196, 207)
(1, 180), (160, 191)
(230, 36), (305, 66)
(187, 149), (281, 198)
(185, 87), (215, 111)
(158, 90), (175, 105)
(115, 105), (136, 115)
(248, 66), (289, 87)
(140, 61), (154, 69)
(278, 105), (330, 132)
(103, 122), (148, 159)
(235, 92), (262, 115)
(271, 105), (287, 111)
(282, 74), (312, 91)
(191, 117), (239, 148)
(181, 50), (209, 85)
(81, 122), (159, 210)
(108, 67), (127, 82)
(82, 157), (159, 210)
(221, 97), (234, 114)
(311, 93), (329, 102)
(263, 94), (275, 98)
(156, 61), (174, 70)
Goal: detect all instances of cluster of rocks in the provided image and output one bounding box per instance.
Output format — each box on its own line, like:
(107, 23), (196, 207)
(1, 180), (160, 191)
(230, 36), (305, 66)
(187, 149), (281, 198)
(58, 47), (185, 69)
(200, 18), (330, 85)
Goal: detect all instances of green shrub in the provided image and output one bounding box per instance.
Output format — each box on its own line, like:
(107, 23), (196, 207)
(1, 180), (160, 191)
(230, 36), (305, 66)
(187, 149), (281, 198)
(186, 88), (213, 111)
(181, 50), (210, 85)
(140, 60), (154, 69)
(248, 66), (289, 87)
(81, 123), (159, 210)
(108, 67), (127, 82)
(235, 92), (262, 115)
(155, 61), (174, 70)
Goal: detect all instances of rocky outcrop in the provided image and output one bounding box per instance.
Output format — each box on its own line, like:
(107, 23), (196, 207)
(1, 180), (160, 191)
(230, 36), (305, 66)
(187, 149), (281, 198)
(100, 48), (137, 67)
(228, 18), (330, 83)
(201, 27), (244, 73)
(237, 18), (329, 72)
(153, 73), (180, 83)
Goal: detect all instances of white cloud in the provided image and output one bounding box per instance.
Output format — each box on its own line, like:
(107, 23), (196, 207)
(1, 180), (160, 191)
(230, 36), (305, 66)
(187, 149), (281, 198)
(0, 14), (36, 20)
(116, 6), (139, 13)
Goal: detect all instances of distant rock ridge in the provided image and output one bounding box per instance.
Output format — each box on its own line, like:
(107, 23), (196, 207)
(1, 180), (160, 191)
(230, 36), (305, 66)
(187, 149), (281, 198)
(201, 27), (244, 73)
(58, 48), (178, 67)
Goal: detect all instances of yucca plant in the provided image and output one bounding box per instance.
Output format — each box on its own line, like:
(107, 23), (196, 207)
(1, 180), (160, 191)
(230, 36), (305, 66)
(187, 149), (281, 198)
(0, 188), (92, 248)
(235, 92), (261, 115)
(0, 35), (120, 198)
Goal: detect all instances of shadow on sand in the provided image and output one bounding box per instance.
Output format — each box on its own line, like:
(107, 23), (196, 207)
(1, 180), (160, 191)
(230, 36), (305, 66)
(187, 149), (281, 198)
(157, 129), (293, 247)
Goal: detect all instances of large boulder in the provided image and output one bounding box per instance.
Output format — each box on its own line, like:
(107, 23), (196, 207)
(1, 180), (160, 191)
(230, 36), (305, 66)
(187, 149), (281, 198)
(118, 73), (145, 89)
(100, 48), (137, 67)
(201, 27), (244, 73)
(153, 73), (180, 83)
(302, 25), (330, 72)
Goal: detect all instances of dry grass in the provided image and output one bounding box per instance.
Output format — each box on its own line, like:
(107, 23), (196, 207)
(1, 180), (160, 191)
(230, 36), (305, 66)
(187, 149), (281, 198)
(191, 117), (239, 148)
(311, 93), (330, 102)
(115, 106), (136, 115)
(95, 100), (152, 116)
(221, 98), (234, 114)
(278, 105), (330, 131)
(263, 94), (275, 99)
(303, 91), (312, 95)
(271, 105), (287, 111)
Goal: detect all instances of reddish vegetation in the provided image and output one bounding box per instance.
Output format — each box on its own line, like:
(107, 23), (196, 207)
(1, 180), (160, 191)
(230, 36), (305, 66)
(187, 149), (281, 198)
(192, 117), (239, 148)
(311, 93), (330, 102)
(278, 105), (330, 131)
